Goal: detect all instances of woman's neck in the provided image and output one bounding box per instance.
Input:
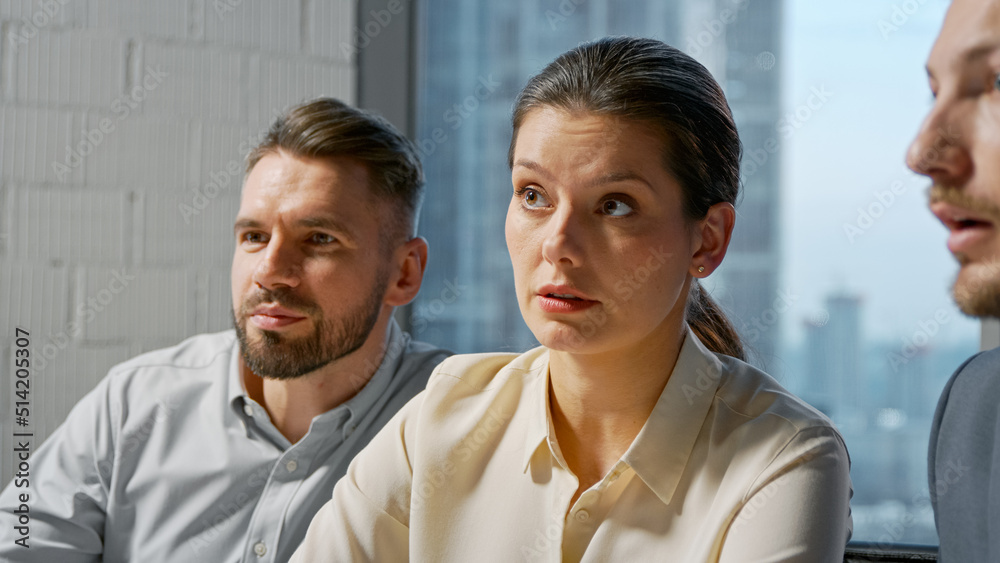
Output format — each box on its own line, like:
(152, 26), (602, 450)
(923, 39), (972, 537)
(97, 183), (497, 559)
(548, 323), (688, 498)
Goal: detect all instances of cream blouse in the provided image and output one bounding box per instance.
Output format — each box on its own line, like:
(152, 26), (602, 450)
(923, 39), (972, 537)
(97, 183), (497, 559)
(292, 328), (852, 562)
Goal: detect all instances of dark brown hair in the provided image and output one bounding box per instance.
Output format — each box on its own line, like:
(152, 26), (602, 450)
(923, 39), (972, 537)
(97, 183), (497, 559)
(248, 97), (424, 241)
(509, 36), (745, 360)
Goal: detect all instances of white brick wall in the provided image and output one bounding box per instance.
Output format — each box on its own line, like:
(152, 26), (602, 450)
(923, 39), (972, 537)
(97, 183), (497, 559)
(0, 0), (358, 486)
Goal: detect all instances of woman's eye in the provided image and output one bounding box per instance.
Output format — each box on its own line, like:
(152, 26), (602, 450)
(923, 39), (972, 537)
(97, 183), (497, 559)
(521, 188), (549, 208)
(601, 199), (634, 216)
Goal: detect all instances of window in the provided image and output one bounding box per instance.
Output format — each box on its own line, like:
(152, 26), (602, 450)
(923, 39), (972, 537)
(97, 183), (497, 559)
(411, 0), (974, 548)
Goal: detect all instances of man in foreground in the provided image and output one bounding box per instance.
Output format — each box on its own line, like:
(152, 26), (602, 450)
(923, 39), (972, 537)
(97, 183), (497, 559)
(0, 97), (450, 562)
(907, 0), (1000, 559)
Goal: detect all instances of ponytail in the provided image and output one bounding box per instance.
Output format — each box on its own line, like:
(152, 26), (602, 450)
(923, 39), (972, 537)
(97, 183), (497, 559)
(686, 280), (745, 361)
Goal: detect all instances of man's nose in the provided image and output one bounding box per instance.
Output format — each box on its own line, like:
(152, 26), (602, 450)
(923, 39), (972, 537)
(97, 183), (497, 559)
(253, 235), (302, 290)
(906, 100), (972, 187)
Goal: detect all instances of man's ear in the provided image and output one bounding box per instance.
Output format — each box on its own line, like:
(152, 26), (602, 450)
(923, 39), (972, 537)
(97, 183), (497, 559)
(384, 236), (429, 307)
(689, 202), (736, 277)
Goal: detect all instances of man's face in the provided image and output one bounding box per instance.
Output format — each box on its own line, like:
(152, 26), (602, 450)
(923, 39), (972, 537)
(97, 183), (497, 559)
(908, 0), (1000, 317)
(231, 151), (391, 380)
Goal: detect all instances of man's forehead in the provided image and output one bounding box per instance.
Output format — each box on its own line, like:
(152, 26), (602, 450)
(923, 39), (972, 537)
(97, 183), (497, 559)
(240, 152), (375, 203)
(929, 0), (1000, 75)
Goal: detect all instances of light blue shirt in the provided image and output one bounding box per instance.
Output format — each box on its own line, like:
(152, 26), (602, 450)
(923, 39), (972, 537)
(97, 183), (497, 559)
(0, 321), (449, 562)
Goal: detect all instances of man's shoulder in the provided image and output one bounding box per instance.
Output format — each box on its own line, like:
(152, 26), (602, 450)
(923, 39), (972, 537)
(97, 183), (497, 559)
(105, 330), (237, 391)
(953, 346), (1000, 378)
(398, 337), (453, 371)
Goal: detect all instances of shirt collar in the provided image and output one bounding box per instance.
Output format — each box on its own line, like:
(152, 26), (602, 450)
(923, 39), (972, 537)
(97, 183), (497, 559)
(228, 319), (410, 440)
(623, 327), (726, 506)
(522, 348), (552, 473)
(519, 328), (726, 503)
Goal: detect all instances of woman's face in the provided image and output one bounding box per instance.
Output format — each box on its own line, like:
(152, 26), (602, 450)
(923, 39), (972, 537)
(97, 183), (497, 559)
(506, 107), (704, 356)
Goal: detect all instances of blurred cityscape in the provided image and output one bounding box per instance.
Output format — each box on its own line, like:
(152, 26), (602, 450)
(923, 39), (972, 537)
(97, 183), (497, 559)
(412, 0), (975, 546)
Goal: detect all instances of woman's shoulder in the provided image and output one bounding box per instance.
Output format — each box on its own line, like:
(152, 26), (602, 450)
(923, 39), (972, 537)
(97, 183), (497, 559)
(701, 356), (849, 489)
(712, 354), (836, 434)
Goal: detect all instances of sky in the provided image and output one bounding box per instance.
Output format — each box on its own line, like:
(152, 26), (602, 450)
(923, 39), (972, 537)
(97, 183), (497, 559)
(781, 0), (978, 345)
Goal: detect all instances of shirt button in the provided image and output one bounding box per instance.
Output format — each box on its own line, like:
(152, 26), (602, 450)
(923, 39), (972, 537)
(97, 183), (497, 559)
(243, 404), (254, 417)
(253, 541), (267, 557)
(286, 460), (298, 472)
(574, 509), (590, 522)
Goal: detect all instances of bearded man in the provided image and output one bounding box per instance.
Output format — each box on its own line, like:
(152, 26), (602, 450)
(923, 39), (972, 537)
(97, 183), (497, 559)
(0, 98), (450, 562)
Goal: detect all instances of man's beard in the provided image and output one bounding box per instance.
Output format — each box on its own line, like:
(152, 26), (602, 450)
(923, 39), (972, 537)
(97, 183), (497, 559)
(233, 277), (387, 380)
(952, 258), (1000, 317)
(930, 185), (1000, 317)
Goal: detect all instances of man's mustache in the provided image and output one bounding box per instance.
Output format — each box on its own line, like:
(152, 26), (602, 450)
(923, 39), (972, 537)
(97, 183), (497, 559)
(929, 184), (1000, 224)
(239, 288), (319, 317)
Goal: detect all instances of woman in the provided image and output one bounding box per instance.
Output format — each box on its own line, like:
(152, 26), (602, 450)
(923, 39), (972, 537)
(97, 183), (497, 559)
(292, 37), (851, 562)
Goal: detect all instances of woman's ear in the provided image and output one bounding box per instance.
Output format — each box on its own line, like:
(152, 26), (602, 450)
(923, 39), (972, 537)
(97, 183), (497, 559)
(690, 202), (736, 277)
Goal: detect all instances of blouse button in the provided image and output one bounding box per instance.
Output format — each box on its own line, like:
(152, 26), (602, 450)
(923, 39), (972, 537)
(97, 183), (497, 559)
(574, 509), (590, 522)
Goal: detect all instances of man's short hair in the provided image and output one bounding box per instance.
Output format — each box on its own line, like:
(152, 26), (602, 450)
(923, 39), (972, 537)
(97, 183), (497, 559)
(247, 97), (424, 241)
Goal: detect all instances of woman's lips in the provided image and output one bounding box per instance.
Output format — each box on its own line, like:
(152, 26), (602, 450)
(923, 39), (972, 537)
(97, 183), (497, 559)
(536, 294), (599, 314)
